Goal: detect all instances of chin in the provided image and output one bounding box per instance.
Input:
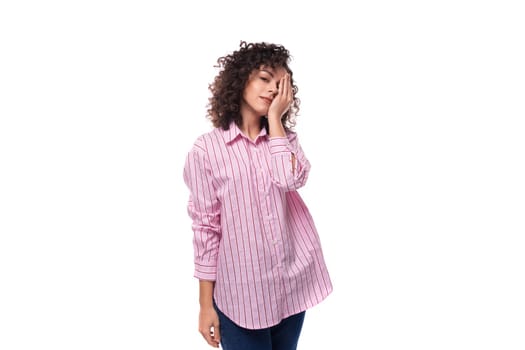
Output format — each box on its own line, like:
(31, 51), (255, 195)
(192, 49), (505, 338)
(256, 109), (269, 117)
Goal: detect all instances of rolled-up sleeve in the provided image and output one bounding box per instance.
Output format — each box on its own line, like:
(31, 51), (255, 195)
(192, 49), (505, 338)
(183, 141), (221, 281)
(268, 132), (311, 191)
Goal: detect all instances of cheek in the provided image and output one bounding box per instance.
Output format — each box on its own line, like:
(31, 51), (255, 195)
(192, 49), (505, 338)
(244, 84), (260, 98)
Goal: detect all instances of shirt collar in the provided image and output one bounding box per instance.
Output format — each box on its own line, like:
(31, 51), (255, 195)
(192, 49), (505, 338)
(223, 121), (267, 145)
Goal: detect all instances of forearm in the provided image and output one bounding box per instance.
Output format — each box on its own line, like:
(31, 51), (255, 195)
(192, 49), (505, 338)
(267, 117), (294, 168)
(268, 132), (310, 190)
(199, 280), (215, 308)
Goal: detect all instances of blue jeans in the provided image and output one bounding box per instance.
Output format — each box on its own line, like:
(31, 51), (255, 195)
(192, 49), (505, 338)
(214, 302), (306, 350)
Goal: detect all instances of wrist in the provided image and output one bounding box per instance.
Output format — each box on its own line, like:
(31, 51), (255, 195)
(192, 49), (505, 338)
(199, 280), (215, 308)
(268, 118), (285, 137)
(200, 301), (214, 309)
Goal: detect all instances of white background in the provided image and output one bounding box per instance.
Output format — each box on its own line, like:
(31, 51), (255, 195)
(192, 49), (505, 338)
(1, 1), (524, 349)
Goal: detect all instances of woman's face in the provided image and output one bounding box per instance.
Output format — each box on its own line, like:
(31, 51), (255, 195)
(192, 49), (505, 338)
(241, 65), (288, 119)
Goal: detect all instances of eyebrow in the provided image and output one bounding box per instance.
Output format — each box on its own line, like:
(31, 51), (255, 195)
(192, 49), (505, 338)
(259, 68), (274, 77)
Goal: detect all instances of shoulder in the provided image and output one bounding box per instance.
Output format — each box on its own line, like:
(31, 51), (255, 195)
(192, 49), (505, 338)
(189, 127), (224, 153)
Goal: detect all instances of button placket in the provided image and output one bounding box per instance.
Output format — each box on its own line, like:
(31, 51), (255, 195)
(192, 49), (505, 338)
(251, 146), (267, 193)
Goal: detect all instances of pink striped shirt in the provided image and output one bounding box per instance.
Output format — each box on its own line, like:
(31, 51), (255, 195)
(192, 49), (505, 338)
(183, 122), (332, 329)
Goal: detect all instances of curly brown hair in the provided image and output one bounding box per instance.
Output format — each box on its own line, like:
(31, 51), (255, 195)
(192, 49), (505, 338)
(207, 41), (300, 131)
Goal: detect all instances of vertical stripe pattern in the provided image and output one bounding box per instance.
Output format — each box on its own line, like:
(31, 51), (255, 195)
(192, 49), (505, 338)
(183, 122), (333, 329)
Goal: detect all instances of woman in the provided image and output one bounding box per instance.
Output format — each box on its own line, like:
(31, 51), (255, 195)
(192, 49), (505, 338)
(183, 41), (332, 350)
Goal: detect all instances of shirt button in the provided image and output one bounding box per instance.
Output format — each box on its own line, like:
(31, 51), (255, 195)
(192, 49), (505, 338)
(272, 240), (279, 245)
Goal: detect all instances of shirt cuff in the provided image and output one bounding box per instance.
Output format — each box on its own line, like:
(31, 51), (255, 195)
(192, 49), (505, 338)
(269, 137), (292, 155)
(194, 264), (217, 281)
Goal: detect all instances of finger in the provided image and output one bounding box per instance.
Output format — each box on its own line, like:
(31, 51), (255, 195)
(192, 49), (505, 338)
(286, 74), (293, 103)
(200, 331), (213, 347)
(278, 76), (286, 99)
(284, 74), (293, 104)
(288, 74), (293, 97)
(213, 323), (221, 345)
(200, 327), (219, 347)
(281, 74), (289, 98)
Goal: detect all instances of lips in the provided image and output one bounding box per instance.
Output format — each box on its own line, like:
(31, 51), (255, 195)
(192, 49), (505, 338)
(261, 96), (273, 105)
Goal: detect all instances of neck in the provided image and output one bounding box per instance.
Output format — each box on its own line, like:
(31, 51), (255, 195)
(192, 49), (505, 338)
(239, 114), (262, 141)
